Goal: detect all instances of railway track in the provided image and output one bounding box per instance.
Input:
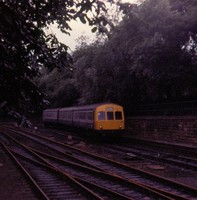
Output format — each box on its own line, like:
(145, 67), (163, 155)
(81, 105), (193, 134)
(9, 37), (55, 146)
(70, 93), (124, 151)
(0, 130), (171, 200)
(101, 143), (197, 172)
(0, 130), (172, 200)
(32, 125), (197, 172)
(0, 125), (197, 199)
(120, 137), (197, 158)
(1, 145), (105, 200)
(39, 126), (197, 172)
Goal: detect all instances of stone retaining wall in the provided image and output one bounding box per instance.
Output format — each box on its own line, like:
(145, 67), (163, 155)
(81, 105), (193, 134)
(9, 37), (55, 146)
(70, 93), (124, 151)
(126, 116), (197, 146)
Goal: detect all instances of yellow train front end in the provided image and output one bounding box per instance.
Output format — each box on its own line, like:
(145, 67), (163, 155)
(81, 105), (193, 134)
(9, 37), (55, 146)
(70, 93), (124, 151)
(94, 103), (125, 135)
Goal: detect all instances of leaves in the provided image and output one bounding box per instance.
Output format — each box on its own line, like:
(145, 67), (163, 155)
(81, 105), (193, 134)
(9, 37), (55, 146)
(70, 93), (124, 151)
(68, 0), (197, 113)
(4, 0), (196, 116)
(79, 14), (87, 24)
(91, 27), (97, 33)
(0, 0), (111, 115)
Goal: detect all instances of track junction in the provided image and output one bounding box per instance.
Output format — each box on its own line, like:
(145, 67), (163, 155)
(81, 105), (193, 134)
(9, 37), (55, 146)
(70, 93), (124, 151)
(0, 123), (197, 200)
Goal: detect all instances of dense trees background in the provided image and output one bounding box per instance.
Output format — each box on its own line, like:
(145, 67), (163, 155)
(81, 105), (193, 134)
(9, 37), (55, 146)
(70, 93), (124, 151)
(1, 0), (197, 118)
(37, 0), (197, 115)
(0, 0), (111, 118)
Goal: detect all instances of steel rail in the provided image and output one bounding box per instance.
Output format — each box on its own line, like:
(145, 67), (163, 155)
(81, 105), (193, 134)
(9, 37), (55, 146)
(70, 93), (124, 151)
(1, 127), (195, 199)
(1, 131), (173, 200)
(103, 143), (197, 171)
(0, 143), (50, 200)
(2, 127), (197, 198)
(1, 143), (104, 200)
(31, 147), (188, 200)
(11, 128), (197, 193)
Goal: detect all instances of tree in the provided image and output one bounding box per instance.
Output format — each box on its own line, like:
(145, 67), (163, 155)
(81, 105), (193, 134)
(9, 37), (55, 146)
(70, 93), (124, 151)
(105, 0), (197, 104)
(73, 42), (99, 105)
(129, 0), (197, 102)
(0, 0), (111, 117)
(35, 67), (79, 108)
(71, 0), (197, 114)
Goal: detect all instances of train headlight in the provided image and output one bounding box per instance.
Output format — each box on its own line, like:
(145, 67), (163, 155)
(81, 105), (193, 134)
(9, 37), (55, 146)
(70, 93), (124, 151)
(99, 125), (103, 129)
(119, 125), (122, 129)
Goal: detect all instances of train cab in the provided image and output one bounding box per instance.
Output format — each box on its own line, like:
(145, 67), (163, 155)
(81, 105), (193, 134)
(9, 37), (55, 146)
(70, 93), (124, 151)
(94, 103), (125, 133)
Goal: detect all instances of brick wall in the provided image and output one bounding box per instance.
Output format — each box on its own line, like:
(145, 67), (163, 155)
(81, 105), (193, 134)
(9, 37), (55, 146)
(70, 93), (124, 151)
(126, 116), (197, 146)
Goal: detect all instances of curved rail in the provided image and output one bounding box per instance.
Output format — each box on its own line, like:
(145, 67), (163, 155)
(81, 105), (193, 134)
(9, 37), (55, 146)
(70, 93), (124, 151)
(1, 125), (197, 199)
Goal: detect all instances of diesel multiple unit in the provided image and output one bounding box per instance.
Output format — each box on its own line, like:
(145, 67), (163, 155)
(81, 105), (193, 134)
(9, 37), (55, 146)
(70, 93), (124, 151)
(43, 103), (125, 134)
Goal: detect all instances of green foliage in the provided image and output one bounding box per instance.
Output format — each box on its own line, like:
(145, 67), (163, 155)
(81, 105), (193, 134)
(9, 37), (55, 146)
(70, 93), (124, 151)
(36, 0), (197, 115)
(73, 44), (99, 105)
(36, 68), (79, 108)
(70, 0), (197, 114)
(0, 0), (110, 114)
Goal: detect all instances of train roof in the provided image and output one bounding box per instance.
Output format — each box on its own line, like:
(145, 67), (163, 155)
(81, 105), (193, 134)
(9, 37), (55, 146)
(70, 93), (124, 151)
(59, 102), (120, 111)
(43, 103), (122, 112)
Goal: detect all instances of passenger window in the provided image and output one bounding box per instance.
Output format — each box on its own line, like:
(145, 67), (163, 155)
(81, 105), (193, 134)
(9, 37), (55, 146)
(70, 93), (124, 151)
(115, 111), (122, 120)
(79, 112), (86, 119)
(74, 112), (79, 119)
(87, 112), (93, 120)
(107, 112), (114, 120)
(98, 112), (105, 120)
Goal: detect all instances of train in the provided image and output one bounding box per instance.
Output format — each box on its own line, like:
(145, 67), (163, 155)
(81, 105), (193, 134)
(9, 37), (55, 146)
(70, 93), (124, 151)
(42, 103), (125, 135)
